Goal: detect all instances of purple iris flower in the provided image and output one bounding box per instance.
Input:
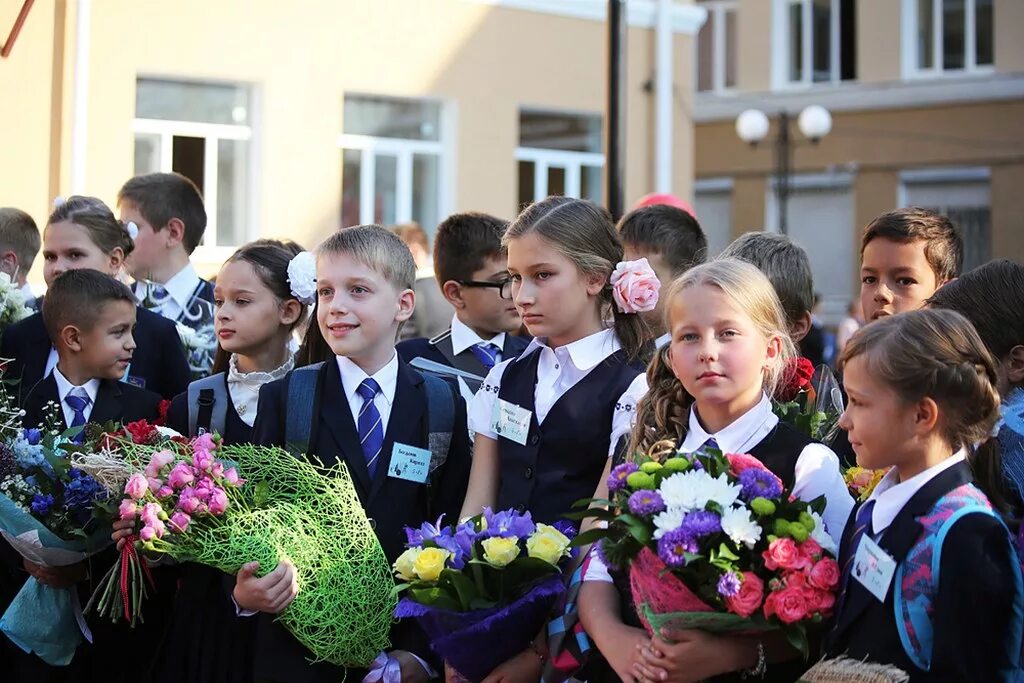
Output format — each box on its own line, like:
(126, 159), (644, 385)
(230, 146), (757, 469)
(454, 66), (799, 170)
(482, 507), (536, 539)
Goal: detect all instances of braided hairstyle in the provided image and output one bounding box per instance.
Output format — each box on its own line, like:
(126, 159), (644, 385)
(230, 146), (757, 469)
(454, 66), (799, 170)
(839, 308), (1007, 511)
(628, 258), (795, 457)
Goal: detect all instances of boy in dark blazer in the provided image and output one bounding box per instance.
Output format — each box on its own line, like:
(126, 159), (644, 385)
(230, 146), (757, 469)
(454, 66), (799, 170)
(397, 212), (527, 395)
(252, 225), (472, 683)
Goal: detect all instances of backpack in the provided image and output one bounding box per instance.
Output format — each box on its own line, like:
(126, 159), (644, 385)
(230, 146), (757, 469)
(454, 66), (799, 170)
(187, 372), (229, 437)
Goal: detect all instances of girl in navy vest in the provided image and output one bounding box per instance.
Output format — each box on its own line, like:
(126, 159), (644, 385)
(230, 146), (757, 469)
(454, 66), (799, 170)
(578, 258), (852, 683)
(0, 196), (190, 401)
(822, 309), (1023, 681)
(462, 196), (653, 679)
(126, 239), (310, 683)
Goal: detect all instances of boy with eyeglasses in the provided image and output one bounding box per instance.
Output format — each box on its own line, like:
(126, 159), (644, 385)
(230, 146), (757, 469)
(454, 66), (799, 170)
(397, 212), (528, 395)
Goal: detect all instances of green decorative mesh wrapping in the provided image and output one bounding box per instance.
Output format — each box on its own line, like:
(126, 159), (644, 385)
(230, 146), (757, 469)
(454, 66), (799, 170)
(639, 604), (776, 636)
(118, 442), (395, 668)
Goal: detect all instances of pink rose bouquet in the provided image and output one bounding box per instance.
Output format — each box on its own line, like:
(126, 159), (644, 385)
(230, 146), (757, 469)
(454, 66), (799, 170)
(574, 441), (840, 658)
(609, 258), (660, 314)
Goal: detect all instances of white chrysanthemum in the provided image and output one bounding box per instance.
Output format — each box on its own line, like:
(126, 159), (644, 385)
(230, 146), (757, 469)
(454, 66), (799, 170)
(720, 506), (762, 548)
(658, 469), (742, 512)
(652, 507), (685, 540)
(287, 251), (317, 305)
(806, 507), (838, 555)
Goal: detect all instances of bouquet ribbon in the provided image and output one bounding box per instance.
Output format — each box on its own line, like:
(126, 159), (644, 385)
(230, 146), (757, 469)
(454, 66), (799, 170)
(362, 651), (403, 683)
(118, 534), (155, 622)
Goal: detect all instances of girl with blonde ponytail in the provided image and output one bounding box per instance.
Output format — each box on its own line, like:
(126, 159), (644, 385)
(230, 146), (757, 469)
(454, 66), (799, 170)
(579, 258), (852, 683)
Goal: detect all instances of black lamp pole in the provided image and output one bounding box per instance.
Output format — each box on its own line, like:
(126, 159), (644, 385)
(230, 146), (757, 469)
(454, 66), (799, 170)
(775, 111), (792, 235)
(607, 0), (627, 221)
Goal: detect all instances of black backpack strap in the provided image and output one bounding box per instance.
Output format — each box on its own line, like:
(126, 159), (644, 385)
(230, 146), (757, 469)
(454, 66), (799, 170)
(285, 362), (324, 457)
(186, 373), (228, 437)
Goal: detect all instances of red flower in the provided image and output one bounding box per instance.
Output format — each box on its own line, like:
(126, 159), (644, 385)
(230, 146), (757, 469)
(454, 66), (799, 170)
(724, 572), (765, 618)
(763, 538), (810, 571)
(124, 420), (158, 444)
(808, 558), (841, 591)
(766, 585), (811, 624)
(775, 357), (815, 402)
(155, 400), (171, 426)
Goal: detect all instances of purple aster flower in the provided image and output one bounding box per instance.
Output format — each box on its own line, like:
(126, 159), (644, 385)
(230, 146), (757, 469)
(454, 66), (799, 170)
(680, 510), (721, 538)
(738, 468), (783, 501)
(607, 462), (639, 493)
(657, 528), (698, 568)
(717, 572), (741, 598)
(482, 507), (536, 538)
(627, 490), (666, 517)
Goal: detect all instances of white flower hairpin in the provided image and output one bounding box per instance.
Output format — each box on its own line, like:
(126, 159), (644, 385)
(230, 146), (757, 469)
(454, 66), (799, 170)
(124, 221), (139, 240)
(52, 196), (66, 209)
(287, 251), (317, 305)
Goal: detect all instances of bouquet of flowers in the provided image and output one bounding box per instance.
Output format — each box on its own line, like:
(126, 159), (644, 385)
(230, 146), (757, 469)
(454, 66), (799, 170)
(0, 271), (32, 337)
(773, 357), (845, 446)
(74, 428), (395, 668)
(577, 442), (839, 657)
(393, 508), (576, 682)
(0, 419), (114, 666)
(844, 466), (888, 502)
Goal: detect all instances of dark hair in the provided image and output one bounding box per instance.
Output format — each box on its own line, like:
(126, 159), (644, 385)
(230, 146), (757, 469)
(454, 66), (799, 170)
(211, 239), (309, 374)
(47, 196), (135, 258)
(0, 208), (41, 275)
(42, 269), (136, 342)
(839, 308), (1008, 512)
(296, 225), (415, 366)
(117, 173), (207, 254)
(719, 232), (813, 329)
(432, 212), (509, 285)
(617, 204), (707, 277)
(861, 207), (963, 283)
(505, 197), (650, 361)
(927, 260), (1024, 372)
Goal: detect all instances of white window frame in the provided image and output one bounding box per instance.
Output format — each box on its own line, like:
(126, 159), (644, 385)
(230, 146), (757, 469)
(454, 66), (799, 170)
(901, 0), (995, 79)
(338, 98), (453, 229)
(514, 147), (605, 204)
(696, 0), (738, 94)
(774, 0), (843, 89)
(132, 117), (253, 254)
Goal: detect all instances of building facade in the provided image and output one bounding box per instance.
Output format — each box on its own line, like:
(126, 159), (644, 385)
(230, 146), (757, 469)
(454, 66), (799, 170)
(1, 0), (705, 278)
(692, 0), (1024, 322)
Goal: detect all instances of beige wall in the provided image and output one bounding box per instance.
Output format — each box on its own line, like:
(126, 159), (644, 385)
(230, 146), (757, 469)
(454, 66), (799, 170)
(857, 0), (901, 83)
(0, 0), (701, 280)
(995, 0), (1024, 74)
(991, 163), (1024, 263)
(736, 0), (773, 91)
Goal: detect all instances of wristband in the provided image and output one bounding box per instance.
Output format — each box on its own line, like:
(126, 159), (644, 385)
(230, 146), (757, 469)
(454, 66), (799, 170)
(741, 641), (766, 679)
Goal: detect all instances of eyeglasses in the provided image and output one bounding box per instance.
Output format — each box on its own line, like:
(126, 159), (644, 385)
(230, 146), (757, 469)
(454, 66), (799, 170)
(456, 279), (513, 300)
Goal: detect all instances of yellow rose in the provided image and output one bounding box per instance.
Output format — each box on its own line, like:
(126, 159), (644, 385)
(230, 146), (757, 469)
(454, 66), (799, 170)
(413, 547), (451, 582)
(393, 547), (421, 581)
(481, 537), (521, 568)
(527, 524), (571, 565)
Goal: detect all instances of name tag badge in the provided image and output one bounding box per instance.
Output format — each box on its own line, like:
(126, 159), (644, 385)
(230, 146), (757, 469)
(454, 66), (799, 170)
(123, 374), (145, 388)
(490, 399), (532, 446)
(387, 443), (431, 484)
(852, 535), (897, 602)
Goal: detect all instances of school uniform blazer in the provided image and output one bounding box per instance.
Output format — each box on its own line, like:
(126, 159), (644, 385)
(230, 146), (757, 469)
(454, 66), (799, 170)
(825, 461), (1023, 682)
(250, 358), (473, 683)
(397, 328), (530, 387)
(21, 373), (163, 431)
(0, 306), (190, 402)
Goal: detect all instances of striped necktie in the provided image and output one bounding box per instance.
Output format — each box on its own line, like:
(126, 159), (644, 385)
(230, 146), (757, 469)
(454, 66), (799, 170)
(470, 342), (501, 370)
(356, 378), (384, 477)
(836, 499), (877, 612)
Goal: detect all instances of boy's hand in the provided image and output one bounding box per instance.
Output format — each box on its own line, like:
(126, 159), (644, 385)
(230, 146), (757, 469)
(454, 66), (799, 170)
(233, 559), (298, 614)
(112, 517), (135, 550)
(22, 558), (86, 589)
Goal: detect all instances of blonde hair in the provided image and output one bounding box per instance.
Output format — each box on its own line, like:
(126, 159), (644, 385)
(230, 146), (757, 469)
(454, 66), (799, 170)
(629, 258), (795, 455)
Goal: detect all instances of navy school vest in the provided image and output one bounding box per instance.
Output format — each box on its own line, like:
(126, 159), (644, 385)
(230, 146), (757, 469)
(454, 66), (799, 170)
(495, 348), (642, 525)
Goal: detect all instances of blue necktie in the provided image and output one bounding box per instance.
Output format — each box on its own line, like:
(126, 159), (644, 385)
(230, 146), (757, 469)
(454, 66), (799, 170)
(836, 499), (877, 612)
(700, 437), (721, 454)
(470, 342), (501, 370)
(64, 388), (91, 428)
(356, 378), (384, 477)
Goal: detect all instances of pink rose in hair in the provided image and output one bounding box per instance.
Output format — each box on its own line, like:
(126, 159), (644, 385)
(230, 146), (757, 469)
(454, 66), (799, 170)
(609, 258), (660, 314)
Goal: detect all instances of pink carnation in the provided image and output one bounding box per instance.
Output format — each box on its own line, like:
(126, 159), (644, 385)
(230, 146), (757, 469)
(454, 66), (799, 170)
(609, 258), (660, 314)
(168, 462), (195, 489)
(124, 473), (147, 500)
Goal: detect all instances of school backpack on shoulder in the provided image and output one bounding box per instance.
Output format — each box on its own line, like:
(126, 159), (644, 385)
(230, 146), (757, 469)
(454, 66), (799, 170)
(187, 372), (229, 437)
(895, 482), (1024, 672)
(283, 362), (455, 476)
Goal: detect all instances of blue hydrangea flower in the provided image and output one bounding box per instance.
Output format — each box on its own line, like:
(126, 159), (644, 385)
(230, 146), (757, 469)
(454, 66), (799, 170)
(680, 510), (722, 538)
(657, 528), (698, 568)
(738, 468), (783, 501)
(23, 428), (42, 446)
(63, 469), (106, 510)
(628, 490), (666, 517)
(30, 493), (54, 517)
(717, 572), (741, 597)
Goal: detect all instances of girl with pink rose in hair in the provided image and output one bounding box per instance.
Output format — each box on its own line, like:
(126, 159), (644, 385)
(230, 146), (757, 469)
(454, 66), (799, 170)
(461, 196), (655, 681)
(577, 258), (852, 683)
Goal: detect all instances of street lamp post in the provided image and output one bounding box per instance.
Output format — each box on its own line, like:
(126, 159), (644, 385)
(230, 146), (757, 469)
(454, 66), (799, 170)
(735, 105), (832, 235)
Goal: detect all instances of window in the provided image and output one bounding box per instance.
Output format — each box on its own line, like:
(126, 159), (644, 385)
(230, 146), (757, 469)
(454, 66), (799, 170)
(516, 110), (603, 209)
(133, 79), (252, 248)
(906, 0), (993, 76)
(779, 0), (856, 86)
(340, 95), (447, 233)
(697, 1), (737, 93)
(901, 169), (990, 271)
